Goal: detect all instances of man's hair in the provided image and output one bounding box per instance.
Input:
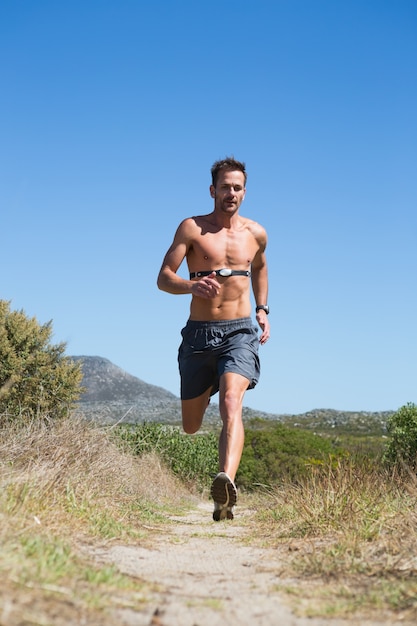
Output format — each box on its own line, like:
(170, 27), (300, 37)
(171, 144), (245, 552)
(211, 156), (247, 187)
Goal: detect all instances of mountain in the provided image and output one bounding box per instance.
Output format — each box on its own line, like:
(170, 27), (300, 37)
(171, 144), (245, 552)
(71, 355), (394, 432)
(72, 355), (279, 425)
(72, 356), (176, 403)
(71, 356), (184, 425)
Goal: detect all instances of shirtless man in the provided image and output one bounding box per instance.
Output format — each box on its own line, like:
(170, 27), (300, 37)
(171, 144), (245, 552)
(157, 157), (270, 521)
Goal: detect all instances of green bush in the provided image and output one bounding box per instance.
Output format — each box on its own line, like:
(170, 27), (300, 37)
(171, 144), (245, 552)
(0, 300), (83, 423)
(383, 403), (417, 469)
(237, 419), (340, 489)
(116, 420), (347, 492)
(116, 422), (219, 489)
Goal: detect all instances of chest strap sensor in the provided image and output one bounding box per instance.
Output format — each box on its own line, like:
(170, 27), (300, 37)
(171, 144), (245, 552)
(190, 268), (251, 279)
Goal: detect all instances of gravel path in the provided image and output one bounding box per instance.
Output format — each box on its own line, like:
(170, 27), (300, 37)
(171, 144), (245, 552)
(88, 501), (398, 626)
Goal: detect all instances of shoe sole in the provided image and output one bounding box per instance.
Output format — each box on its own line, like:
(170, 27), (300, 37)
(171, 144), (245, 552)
(213, 507), (234, 522)
(211, 473), (237, 522)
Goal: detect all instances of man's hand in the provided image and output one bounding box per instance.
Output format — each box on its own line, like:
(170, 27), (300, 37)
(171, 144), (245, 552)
(256, 310), (270, 345)
(191, 272), (221, 299)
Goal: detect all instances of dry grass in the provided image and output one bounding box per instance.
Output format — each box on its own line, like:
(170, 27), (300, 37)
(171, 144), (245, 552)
(249, 458), (417, 621)
(0, 415), (194, 625)
(3, 416), (417, 624)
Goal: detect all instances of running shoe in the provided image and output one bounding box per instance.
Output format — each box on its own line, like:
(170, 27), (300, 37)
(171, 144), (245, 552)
(210, 472), (237, 521)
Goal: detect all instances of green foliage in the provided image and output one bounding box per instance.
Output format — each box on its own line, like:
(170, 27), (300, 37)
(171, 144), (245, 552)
(116, 422), (219, 489)
(0, 300), (83, 423)
(116, 419), (347, 492)
(237, 419), (340, 489)
(115, 418), (387, 493)
(328, 434), (385, 462)
(383, 403), (417, 469)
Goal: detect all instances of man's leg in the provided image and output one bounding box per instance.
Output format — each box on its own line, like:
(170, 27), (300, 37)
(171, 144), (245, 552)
(210, 372), (249, 521)
(181, 387), (212, 434)
(218, 372), (249, 481)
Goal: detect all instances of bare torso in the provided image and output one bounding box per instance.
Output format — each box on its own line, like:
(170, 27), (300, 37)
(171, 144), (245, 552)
(157, 166), (269, 342)
(187, 214), (262, 321)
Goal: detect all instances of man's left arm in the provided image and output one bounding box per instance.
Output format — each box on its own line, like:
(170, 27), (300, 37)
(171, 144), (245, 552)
(251, 234), (270, 345)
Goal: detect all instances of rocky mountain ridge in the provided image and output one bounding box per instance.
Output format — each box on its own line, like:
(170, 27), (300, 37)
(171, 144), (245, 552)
(72, 356), (394, 432)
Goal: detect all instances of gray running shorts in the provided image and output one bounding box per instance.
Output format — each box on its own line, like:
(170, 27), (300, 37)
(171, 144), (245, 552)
(178, 317), (260, 400)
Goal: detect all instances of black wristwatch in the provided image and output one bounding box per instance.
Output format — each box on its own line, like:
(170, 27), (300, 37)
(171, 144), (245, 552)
(256, 305), (270, 315)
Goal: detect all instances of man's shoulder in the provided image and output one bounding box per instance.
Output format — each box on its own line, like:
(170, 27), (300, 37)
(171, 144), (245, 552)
(178, 214), (213, 232)
(174, 214), (213, 244)
(180, 213), (212, 224)
(243, 216), (267, 236)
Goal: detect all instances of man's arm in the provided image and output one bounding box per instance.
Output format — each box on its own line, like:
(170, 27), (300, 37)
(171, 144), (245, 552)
(251, 227), (270, 344)
(157, 219), (221, 299)
(157, 220), (194, 294)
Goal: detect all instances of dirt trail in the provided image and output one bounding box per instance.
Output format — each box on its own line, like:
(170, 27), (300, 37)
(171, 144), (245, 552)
(88, 501), (395, 626)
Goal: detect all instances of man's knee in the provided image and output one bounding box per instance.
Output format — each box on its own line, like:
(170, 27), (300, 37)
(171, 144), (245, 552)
(182, 421), (199, 435)
(181, 394), (210, 434)
(221, 387), (242, 407)
(182, 411), (203, 434)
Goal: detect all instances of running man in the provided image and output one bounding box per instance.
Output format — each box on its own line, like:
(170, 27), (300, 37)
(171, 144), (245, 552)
(157, 157), (270, 520)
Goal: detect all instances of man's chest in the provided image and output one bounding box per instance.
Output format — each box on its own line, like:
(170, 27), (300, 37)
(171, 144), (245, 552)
(190, 230), (257, 265)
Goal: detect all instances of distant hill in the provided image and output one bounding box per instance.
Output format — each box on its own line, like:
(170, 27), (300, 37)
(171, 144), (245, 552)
(72, 356), (176, 403)
(71, 355), (394, 432)
(71, 356), (184, 425)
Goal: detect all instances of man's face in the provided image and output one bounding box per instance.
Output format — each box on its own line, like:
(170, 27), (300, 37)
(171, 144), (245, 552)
(210, 170), (246, 215)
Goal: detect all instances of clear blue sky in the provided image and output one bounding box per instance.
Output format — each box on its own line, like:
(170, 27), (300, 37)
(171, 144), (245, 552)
(1, 0), (416, 415)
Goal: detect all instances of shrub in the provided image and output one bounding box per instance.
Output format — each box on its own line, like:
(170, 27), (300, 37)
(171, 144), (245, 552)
(383, 402), (417, 469)
(115, 422), (219, 490)
(0, 300), (83, 423)
(237, 419), (339, 489)
(117, 420), (347, 492)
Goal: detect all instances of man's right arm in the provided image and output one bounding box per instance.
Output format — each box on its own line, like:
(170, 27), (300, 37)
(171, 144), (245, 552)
(157, 219), (221, 300)
(157, 220), (195, 294)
